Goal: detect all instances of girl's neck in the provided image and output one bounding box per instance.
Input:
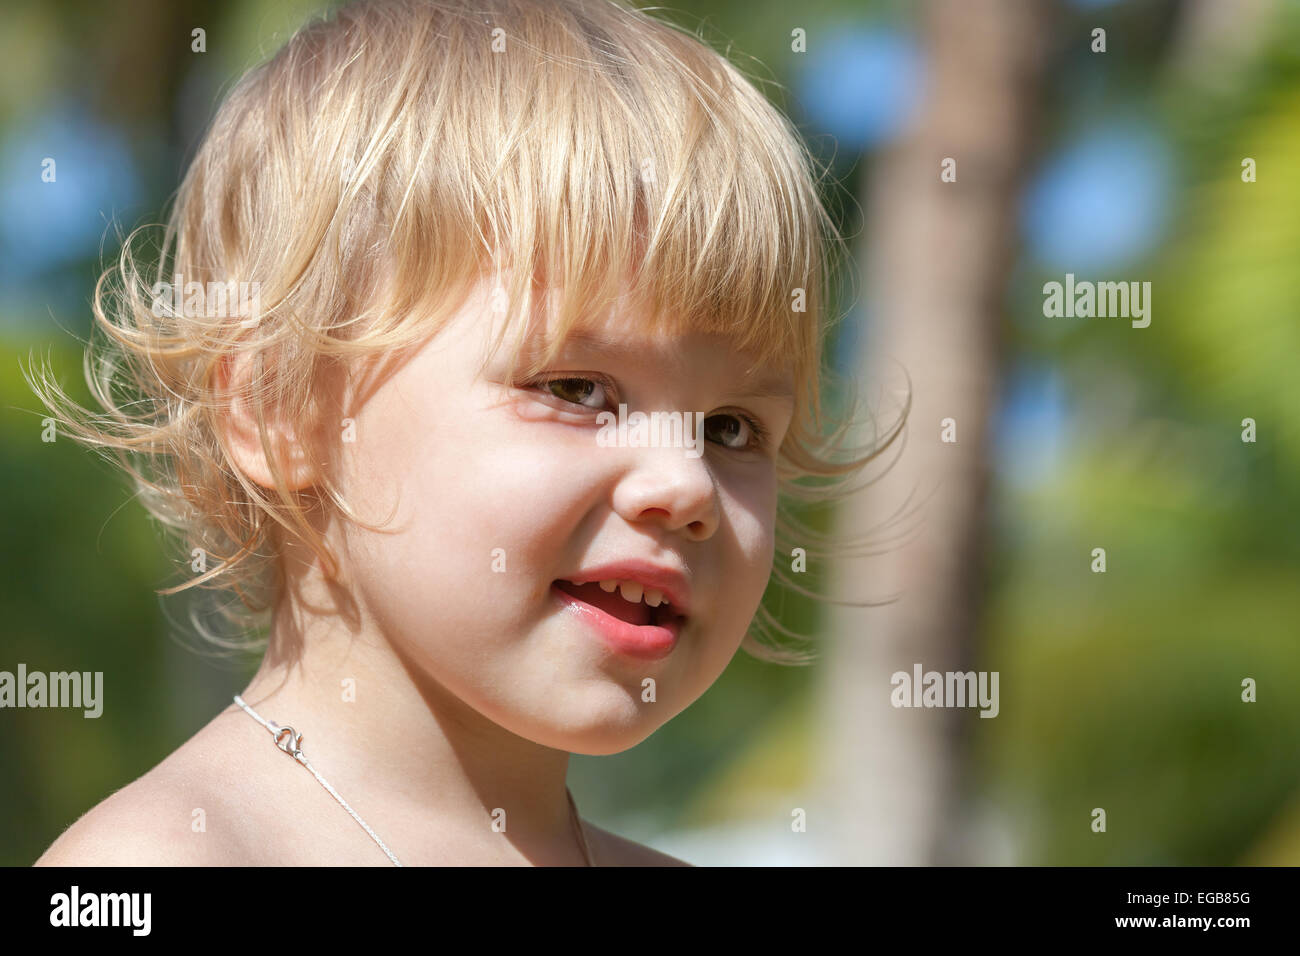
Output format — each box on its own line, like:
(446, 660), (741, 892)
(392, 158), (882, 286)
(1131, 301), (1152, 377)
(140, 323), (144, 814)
(235, 592), (582, 864)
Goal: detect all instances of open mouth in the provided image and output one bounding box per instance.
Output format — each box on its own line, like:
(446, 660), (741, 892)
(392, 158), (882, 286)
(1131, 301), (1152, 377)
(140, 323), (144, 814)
(552, 579), (680, 628)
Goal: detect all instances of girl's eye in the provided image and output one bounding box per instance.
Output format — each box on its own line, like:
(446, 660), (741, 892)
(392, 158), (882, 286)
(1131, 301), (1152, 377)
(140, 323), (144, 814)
(704, 412), (770, 452)
(528, 375), (772, 453)
(535, 375), (610, 409)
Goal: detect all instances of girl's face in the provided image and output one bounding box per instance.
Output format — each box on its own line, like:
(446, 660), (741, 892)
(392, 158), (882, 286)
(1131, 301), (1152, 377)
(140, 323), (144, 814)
(333, 278), (795, 754)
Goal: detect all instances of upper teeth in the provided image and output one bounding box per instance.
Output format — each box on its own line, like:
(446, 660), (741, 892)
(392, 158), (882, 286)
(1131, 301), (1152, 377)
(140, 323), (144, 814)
(596, 579), (667, 608)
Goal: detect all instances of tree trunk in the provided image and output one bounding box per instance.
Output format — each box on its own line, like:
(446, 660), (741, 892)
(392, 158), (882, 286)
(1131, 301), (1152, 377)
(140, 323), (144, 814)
(814, 0), (1049, 865)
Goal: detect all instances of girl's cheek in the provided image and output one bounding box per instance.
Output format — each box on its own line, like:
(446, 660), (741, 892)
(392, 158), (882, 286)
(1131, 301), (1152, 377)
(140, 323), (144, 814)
(723, 468), (780, 534)
(713, 497), (773, 589)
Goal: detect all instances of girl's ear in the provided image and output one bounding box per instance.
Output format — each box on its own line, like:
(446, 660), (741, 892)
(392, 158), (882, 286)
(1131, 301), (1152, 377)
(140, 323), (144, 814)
(215, 352), (322, 492)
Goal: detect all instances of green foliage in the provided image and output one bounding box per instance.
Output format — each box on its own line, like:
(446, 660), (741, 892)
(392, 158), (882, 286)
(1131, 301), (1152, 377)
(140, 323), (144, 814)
(0, 343), (249, 864)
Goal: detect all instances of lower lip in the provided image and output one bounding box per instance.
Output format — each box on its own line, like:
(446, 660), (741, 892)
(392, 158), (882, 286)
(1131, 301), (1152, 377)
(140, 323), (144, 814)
(550, 582), (683, 660)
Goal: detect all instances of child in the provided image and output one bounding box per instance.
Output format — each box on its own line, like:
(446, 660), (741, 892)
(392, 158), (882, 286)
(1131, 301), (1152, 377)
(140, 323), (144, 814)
(30, 0), (892, 865)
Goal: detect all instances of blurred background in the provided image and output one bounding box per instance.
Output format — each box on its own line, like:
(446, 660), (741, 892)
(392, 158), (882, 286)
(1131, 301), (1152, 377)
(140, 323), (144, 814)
(2, 0), (1298, 866)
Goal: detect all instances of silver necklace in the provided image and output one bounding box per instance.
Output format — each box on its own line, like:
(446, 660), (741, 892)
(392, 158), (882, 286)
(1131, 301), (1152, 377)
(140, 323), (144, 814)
(232, 695), (595, 866)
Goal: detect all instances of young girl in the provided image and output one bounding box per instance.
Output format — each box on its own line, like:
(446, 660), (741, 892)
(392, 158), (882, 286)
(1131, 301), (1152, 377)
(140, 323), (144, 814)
(31, 0), (890, 866)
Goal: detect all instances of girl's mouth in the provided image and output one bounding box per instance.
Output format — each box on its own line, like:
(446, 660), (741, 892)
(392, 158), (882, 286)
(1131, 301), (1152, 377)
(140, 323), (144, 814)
(551, 579), (684, 659)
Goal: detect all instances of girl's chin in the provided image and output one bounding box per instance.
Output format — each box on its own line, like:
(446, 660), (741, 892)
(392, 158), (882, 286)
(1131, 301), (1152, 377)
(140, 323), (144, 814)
(513, 696), (666, 756)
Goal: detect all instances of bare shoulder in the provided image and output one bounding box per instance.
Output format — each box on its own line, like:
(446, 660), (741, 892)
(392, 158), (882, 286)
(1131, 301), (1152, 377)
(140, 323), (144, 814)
(35, 708), (250, 867)
(584, 821), (693, 867)
(35, 774), (219, 866)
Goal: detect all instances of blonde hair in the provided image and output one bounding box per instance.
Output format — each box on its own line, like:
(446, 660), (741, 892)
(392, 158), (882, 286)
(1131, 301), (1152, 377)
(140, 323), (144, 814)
(27, 0), (907, 665)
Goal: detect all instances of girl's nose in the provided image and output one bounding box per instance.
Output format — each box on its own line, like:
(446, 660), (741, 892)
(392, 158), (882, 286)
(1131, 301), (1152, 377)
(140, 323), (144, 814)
(610, 444), (719, 541)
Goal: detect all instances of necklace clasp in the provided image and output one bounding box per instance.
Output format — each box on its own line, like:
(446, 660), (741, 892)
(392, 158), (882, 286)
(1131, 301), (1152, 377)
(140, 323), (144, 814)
(273, 725), (304, 757)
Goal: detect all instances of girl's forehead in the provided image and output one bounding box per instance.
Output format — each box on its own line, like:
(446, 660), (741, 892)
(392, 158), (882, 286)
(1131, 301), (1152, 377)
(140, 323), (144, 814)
(521, 311), (742, 367)
(500, 286), (670, 355)
(520, 282), (741, 352)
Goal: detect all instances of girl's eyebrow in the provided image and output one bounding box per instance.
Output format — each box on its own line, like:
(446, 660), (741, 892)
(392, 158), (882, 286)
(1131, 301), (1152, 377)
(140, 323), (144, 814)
(737, 374), (796, 404)
(551, 329), (795, 403)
